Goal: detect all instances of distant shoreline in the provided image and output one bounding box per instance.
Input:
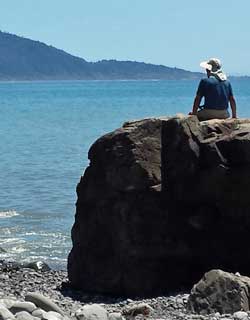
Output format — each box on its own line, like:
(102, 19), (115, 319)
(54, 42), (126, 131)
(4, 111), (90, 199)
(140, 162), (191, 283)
(1, 31), (249, 82)
(0, 76), (248, 83)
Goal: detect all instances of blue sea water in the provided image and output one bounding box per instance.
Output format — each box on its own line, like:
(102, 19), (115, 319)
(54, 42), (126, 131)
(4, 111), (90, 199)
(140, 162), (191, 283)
(0, 79), (249, 269)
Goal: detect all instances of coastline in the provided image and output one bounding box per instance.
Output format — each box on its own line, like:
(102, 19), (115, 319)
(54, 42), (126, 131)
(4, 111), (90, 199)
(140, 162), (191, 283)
(0, 76), (248, 83)
(2, 86), (250, 319)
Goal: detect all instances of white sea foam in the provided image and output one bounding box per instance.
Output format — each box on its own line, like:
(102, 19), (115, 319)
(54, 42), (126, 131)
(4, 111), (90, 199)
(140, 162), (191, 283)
(25, 231), (68, 239)
(0, 210), (19, 218)
(1, 238), (25, 244)
(11, 246), (27, 253)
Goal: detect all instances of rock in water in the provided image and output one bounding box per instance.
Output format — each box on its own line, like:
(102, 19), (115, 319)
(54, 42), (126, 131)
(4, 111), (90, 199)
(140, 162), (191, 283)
(187, 269), (250, 314)
(68, 115), (250, 296)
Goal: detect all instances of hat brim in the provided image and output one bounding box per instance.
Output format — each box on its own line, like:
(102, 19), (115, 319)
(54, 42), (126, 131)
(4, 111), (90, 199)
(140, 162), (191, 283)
(200, 61), (212, 71)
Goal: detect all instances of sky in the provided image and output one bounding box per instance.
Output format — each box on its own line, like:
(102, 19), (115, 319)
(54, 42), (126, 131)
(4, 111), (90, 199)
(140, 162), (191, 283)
(0, 0), (249, 75)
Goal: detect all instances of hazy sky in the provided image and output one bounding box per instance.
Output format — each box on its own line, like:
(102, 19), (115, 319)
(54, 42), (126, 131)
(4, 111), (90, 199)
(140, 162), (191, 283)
(1, 0), (249, 75)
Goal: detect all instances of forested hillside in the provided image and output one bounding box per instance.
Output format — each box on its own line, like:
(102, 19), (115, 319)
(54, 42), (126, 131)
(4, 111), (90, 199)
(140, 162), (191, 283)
(0, 31), (202, 80)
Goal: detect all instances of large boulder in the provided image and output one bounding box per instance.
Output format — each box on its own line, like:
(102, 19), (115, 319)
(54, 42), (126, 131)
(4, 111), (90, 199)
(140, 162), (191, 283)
(187, 269), (250, 314)
(68, 118), (171, 296)
(162, 116), (250, 279)
(68, 115), (250, 296)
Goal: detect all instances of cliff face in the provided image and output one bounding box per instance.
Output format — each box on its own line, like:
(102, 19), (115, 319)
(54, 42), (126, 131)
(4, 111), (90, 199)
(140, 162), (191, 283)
(68, 115), (250, 296)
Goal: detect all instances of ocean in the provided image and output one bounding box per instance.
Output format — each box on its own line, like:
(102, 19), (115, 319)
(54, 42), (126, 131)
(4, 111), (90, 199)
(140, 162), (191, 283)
(0, 79), (249, 269)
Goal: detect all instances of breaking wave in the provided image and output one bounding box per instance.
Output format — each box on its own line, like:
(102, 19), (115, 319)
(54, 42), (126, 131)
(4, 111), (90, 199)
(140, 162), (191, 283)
(0, 210), (19, 218)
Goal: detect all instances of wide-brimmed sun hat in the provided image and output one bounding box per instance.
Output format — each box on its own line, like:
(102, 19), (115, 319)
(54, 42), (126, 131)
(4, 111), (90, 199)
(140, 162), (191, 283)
(200, 58), (222, 72)
(200, 58), (227, 81)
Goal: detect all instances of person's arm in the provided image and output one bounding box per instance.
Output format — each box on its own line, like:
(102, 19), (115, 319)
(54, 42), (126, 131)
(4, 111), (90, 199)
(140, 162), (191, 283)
(189, 95), (202, 115)
(229, 95), (237, 118)
(189, 79), (204, 115)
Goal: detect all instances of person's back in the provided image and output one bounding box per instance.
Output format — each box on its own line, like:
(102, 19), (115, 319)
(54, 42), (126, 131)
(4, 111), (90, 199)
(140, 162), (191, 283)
(198, 77), (233, 110)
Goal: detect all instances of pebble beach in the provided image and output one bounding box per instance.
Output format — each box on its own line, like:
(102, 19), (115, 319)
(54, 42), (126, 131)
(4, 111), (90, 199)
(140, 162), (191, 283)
(0, 260), (189, 320)
(1, 261), (249, 320)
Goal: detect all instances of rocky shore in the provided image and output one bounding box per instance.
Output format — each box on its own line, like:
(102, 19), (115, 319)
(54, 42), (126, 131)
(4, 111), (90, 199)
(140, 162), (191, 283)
(0, 260), (188, 320)
(4, 116), (250, 319)
(1, 261), (250, 320)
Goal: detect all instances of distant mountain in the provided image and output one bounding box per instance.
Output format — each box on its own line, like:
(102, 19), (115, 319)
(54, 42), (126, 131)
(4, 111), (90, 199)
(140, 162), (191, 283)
(0, 31), (202, 80)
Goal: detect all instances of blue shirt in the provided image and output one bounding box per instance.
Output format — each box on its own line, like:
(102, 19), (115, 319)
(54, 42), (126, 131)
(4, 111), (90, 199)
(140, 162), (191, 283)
(197, 77), (233, 110)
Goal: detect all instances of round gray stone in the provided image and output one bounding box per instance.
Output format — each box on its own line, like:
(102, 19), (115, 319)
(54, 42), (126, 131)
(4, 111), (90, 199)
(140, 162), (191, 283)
(43, 311), (63, 320)
(25, 293), (65, 315)
(10, 301), (37, 314)
(0, 306), (15, 320)
(23, 261), (51, 272)
(15, 311), (38, 320)
(75, 304), (108, 320)
(0, 298), (17, 309)
(108, 312), (125, 320)
(32, 308), (47, 318)
(233, 311), (248, 320)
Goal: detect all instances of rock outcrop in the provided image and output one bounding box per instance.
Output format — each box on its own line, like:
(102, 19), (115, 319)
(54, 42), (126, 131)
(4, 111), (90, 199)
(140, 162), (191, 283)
(68, 115), (250, 296)
(188, 269), (250, 314)
(161, 116), (250, 281)
(68, 118), (167, 296)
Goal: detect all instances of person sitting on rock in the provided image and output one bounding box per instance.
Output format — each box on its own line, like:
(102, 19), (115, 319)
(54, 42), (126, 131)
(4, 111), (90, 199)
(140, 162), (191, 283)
(189, 58), (237, 121)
